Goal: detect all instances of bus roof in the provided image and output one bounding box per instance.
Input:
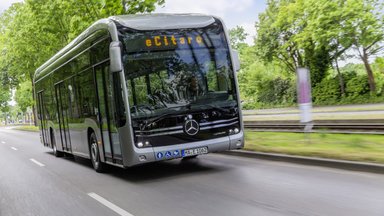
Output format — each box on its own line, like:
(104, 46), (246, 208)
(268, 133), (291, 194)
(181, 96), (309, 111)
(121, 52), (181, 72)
(110, 14), (215, 30)
(34, 14), (217, 82)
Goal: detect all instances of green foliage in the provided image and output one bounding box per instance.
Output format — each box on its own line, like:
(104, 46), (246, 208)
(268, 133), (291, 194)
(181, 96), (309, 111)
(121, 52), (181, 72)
(312, 77), (341, 105)
(255, 0), (384, 91)
(312, 64), (384, 106)
(229, 25), (248, 50)
(257, 77), (294, 105)
(241, 0), (384, 109)
(237, 43), (296, 109)
(345, 75), (370, 98)
(15, 81), (34, 113)
(0, 87), (11, 113)
(0, 0), (164, 112)
(373, 57), (384, 76)
(255, 0), (335, 87)
(0, 0), (164, 83)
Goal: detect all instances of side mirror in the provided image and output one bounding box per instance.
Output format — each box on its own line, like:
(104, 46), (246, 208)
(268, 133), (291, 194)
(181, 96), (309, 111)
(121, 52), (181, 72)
(231, 49), (240, 72)
(110, 41), (123, 73)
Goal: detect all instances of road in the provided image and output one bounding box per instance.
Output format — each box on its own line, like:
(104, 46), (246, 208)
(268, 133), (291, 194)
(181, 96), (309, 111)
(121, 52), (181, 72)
(1, 128), (384, 216)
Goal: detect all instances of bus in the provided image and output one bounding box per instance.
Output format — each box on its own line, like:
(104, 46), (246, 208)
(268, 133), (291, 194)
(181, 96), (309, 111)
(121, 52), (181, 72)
(34, 14), (244, 172)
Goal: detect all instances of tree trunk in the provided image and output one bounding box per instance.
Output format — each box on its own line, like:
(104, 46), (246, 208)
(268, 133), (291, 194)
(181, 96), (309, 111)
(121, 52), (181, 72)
(361, 51), (376, 93)
(335, 59), (345, 97)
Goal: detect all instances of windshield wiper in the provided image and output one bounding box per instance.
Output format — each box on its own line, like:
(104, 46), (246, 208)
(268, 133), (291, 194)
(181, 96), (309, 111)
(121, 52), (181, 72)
(192, 103), (238, 116)
(140, 104), (191, 130)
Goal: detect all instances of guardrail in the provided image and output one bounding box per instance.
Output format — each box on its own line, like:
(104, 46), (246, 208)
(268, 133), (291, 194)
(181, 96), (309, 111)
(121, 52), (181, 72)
(244, 119), (384, 134)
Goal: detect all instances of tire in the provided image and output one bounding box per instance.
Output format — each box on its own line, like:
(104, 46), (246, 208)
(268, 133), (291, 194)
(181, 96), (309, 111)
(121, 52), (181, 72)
(51, 130), (63, 157)
(89, 132), (106, 173)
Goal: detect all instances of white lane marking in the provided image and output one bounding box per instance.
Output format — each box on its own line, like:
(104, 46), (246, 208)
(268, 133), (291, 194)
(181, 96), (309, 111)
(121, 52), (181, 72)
(1, 141), (5, 144)
(11, 147), (18, 151)
(88, 193), (134, 216)
(30, 158), (45, 167)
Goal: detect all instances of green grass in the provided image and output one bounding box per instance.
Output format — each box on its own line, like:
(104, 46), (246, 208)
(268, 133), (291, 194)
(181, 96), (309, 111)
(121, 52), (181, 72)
(244, 131), (384, 164)
(12, 125), (39, 132)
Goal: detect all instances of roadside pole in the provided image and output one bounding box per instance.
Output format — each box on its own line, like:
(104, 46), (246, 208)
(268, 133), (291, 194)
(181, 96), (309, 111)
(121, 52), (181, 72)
(296, 68), (313, 138)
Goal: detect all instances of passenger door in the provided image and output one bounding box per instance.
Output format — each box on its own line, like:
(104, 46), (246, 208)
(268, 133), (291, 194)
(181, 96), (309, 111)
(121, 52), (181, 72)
(55, 82), (72, 152)
(37, 91), (49, 147)
(94, 63), (123, 161)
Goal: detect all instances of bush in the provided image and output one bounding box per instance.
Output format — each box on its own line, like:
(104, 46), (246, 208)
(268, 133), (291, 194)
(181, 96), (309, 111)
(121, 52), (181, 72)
(312, 77), (341, 105)
(345, 75), (370, 99)
(258, 77), (292, 104)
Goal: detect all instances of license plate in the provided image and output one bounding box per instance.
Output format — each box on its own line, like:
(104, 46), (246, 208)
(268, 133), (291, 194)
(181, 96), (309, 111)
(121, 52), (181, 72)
(182, 147), (208, 157)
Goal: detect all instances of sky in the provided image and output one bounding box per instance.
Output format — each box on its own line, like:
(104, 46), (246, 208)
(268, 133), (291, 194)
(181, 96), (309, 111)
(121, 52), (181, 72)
(155, 0), (267, 44)
(0, 0), (267, 44)
(0, 0), (22, 12)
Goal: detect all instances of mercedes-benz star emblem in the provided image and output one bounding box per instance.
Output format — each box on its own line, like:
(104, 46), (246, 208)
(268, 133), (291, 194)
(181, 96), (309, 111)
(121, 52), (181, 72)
(184, 119), (200, 136)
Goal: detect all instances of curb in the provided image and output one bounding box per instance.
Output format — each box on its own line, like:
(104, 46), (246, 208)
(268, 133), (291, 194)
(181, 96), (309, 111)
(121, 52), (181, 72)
(221, 150), (384, 174)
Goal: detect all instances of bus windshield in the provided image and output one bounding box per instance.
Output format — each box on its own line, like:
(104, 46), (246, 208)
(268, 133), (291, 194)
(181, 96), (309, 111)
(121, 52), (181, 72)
(120, 23), (237, 120)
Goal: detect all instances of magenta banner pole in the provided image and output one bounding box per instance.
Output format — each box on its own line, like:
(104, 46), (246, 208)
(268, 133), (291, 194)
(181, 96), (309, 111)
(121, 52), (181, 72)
(296, 68), (312, 124)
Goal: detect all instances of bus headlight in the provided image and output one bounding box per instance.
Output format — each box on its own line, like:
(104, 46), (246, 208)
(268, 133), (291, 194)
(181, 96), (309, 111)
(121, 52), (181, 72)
(137, 141), (151, 148)
(229, 128), (240, 135)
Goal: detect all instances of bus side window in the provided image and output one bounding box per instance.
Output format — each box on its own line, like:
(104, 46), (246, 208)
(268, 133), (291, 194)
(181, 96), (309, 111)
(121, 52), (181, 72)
(91, 37), (109, 64)
(77, 69), (96, 117)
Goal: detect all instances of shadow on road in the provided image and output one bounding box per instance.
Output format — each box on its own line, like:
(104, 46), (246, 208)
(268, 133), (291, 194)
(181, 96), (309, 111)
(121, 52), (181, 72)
(110, 158), (230, 183)
(46, 152), (230, 183)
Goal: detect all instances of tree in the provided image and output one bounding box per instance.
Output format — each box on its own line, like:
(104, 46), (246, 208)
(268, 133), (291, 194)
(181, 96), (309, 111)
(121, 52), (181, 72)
(255, 0), (333, 87)
(229, 25), (248, 50)
(348, 0), (384, 93)
(255, 0), (384, 91)
(303, 0), (354, 97)
(0, 87), (11, 115)
(15, 81), (34, 113)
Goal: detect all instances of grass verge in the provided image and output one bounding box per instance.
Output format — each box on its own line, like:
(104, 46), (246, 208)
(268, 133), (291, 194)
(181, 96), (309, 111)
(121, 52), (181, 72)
(12, 125), (39, 132)
(244, 131), (384, 164)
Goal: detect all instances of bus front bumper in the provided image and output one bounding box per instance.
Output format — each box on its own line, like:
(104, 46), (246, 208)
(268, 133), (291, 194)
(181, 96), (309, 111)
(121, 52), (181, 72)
(126, 131), (244, 166)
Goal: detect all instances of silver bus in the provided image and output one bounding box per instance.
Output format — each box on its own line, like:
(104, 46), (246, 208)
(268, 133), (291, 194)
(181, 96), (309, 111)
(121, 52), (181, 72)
(34, 14), (244, 172)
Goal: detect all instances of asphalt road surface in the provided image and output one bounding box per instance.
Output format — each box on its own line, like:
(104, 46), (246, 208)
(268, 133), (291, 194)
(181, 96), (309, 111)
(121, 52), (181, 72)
(1, 128), (384, 216)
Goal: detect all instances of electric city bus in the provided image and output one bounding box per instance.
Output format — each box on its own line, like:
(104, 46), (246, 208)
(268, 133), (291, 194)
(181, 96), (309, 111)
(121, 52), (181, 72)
(34, 14), (244, 172)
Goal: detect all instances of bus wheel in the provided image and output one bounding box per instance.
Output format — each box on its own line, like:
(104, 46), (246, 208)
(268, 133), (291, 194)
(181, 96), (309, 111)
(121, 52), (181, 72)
(89, 132), (105, 173)
(51, 130), (63, 157)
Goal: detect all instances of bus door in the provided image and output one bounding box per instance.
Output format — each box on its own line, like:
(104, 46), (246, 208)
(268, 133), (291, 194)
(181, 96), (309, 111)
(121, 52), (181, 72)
(94, 63), (122, 162)
(37, 91), (49, 147)
(55, 82), (72, 152)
